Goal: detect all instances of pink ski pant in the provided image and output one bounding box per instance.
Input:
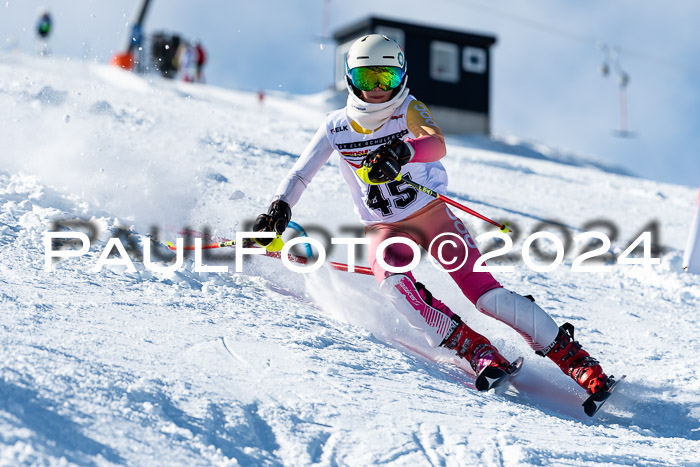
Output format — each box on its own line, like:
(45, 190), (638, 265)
(366, 200), (502, 305)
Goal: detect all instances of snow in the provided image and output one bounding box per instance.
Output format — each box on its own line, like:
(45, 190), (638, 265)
(1, 53), (699, 466)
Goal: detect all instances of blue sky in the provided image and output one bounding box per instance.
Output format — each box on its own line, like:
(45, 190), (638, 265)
(2, 0), (698, 188)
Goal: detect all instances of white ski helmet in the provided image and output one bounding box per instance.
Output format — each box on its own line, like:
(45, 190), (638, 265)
(345, 34), (407, 97)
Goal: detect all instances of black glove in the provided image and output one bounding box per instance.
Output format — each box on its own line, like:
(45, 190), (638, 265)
(252, 199), (291, 246)
(362, 138), (415, 183)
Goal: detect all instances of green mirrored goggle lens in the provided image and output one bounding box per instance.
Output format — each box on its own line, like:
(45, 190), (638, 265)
(349, 66), (404, 92)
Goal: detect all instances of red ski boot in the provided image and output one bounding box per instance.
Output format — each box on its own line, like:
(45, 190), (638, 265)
(441, 317), (521, 391)
(414, 281), (522, 391)
(542, 323), (612, 395)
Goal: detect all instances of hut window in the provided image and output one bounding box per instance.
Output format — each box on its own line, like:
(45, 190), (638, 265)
(463, 47), (487, 74)
(430, 41), (459, 83)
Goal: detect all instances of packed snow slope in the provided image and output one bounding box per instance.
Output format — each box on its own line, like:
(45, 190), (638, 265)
(1, 54), (699, 466)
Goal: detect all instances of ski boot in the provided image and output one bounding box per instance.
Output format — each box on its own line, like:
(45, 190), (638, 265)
(415, 282), (520, 391)
(541, 323), (613, 395)
(536, 322), (623, 416)
(541, 323), (623, 416)
(412, 281), (522, 391)
(440, 315), (522, 391)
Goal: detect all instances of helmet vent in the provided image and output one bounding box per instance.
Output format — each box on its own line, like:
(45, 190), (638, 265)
(357, 56), (370, 59)
(383, 56), (394, 59)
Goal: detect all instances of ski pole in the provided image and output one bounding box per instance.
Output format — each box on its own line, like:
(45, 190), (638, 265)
(166, 233), (374, 276)
(397, 175), (511, 233)
(166, 238), (307, 264)
(284, 222), (374, 274)
(356, 167), (510, 233)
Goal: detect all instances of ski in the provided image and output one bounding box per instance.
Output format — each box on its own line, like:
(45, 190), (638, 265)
(582, 374), (626, 417)
(475, 356), (524, 391)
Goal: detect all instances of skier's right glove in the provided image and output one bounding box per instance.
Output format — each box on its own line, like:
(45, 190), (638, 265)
(361, 137), (415, 184)
(252, 199), (291, 246)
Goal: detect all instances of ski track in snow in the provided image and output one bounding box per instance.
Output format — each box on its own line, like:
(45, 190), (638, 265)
(0, 53), (699, 466)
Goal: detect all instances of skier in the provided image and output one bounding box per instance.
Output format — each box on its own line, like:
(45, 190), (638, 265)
(253, 34), (616, 402)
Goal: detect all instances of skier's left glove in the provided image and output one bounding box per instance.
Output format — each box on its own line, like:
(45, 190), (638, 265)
(361, 137), (415, 183)
(252, 199), (291, 246)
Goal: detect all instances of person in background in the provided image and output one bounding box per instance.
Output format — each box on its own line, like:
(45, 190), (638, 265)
(193, 40), (207, 83)
(36, 9), (52, 56)
(175, 40), (195, 82)
(151, 33), (180, 79)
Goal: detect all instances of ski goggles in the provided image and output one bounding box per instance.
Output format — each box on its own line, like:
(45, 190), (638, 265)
(348, 66), (404, 92)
